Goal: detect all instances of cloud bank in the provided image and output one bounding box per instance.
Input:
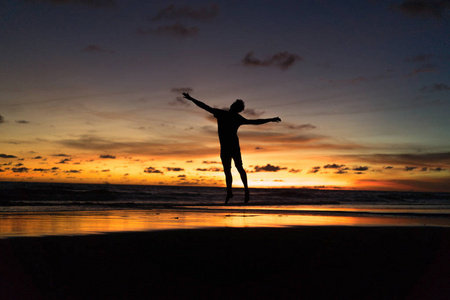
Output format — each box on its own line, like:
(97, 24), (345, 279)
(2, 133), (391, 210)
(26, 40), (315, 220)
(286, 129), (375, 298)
(253, 164), (287, 172)
(144, 167), (163, 174)
(394, 0), (450, 19)
(0, 154), (18, 158)
(169, 87), (193, 106)
(242, 51), (302, 70)
(139, 4), (219, 38)
(420, 83), (450, 92)
(137, 22), (199, 37)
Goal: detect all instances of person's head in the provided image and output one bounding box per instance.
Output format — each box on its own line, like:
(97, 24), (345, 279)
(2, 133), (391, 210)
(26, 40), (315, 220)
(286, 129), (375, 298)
(230, 99), (245, 113)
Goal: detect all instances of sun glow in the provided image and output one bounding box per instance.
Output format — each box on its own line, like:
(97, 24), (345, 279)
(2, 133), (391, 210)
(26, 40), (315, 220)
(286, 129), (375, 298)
(0, 153), (374, 189)
(1, 147), (449, 192)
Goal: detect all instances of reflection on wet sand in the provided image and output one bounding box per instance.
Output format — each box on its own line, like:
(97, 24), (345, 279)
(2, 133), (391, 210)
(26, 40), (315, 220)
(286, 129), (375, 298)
(1, 208), (450, 238)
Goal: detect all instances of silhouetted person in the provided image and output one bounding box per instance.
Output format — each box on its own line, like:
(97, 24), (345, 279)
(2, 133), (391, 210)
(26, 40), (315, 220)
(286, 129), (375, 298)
(183, 92), (281, 204)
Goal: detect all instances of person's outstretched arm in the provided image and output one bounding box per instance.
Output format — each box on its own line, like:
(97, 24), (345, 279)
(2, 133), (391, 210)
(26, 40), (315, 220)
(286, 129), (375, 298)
(243, 117), (281, 125)
(183, 92), (215, 114)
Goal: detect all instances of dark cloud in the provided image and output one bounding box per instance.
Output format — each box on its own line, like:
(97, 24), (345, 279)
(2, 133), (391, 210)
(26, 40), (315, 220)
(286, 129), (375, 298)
(25, 0), (115, 7)
(186, 160), (193, 163)
(285, 123), (316, 130)
(171, 87), (193, 93)
(242, 108), (265, 118)
(242, 51), (302, 70)
(137, 22), (199, 37)
(58, 135), (218, 158)
(165, 167), (185, 172)
(208, 167), (222, 172)
(169, 96), (190, 106)
(15, 120), (30, 124)
(64, 170), (82, 173)
(140, 4), (218, 39)
(353, 166), (369, 171)
(322, 165), (348, 174)
(0, 154), (18, 158)
(101, 169), (110, 172)
(144, 167), (164, 174)
(335, 170), (348, 174)
(253, 164), (287, 172)
(393, 0), (450, 19)
(12, 167), (30, 173)
(0, 115), (4, 124)
(57, 158), (71, 164)
(52, 154), (71, 157)
(82, 44), (114, 54)
(260, 127), (301, 141)
(323, 164), (345, 169)
(99, 154), (116, 159)
(384, 166), (394, 169)
(33, 168), (52, 172)
(289, 168), (302, 173)
(196, 167), (222, 172)
(406, 63), (439, 77)
(308, 166), (321, 174)
(337, 152), (450, 167)
(405, 166), (418, 171)
(151, 4), (219, 22)
(33, 156), (42, 159)
(430, 167), (447, 171)
(236, 130), (326, 148)
(203, 161), (219, 164)
(405, 54), (435, 62)
(169, 88), (193, 106)
(420, 83), (450, 92)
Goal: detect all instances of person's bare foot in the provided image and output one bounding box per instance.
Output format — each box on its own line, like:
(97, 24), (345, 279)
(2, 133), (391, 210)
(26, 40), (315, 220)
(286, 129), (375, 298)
(225, 192), (233, 204)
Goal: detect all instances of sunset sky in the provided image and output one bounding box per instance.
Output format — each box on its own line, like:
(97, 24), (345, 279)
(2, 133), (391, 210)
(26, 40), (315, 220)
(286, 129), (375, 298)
(1, 0), (449, 192)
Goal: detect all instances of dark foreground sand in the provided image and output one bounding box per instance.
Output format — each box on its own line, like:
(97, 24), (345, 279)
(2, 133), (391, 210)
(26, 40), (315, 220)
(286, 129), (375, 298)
(1, 227), (449, 300)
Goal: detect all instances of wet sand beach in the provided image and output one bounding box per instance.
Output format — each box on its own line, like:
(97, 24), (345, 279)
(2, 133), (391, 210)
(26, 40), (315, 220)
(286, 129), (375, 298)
(1, 226), (449, 300)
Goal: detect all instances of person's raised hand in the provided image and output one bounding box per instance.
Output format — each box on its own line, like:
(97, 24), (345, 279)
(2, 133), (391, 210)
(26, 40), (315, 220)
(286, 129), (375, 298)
(182, 92), (193, 100)
(272, 117), (281, 123)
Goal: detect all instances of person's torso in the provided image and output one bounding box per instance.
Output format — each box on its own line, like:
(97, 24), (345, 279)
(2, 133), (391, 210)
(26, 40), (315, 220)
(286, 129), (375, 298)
(214, 110), (244, 147)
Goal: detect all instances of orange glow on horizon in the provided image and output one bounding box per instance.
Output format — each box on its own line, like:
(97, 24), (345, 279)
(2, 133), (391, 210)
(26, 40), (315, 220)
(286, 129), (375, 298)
(1, 151), (450, 192)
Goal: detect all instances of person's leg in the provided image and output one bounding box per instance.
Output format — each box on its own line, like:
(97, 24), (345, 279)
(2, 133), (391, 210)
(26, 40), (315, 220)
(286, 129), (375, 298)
(220, 151), (233, 204)
(233, 151), (250, 203)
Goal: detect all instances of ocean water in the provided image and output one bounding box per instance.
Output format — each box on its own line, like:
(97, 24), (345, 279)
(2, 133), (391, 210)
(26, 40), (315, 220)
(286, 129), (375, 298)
(1, 181), (449, 210)
(1, 182), (449, 237)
